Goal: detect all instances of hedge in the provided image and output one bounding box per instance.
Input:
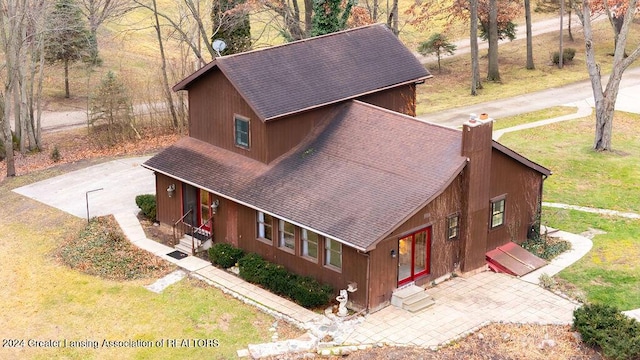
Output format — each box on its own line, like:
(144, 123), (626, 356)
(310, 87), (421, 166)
(237, 251), (333, 308)
(208, 243), (245, 269)
(573, 303), (640, 360)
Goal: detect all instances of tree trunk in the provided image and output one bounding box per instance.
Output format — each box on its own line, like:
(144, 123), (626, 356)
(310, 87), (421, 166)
(64, 58), (70, 98)
(1, 91), (15, 177)
(152, 0), (179, 129)
(304, 0), (313, 35)
(568, 6), (573, 41)
(487, 0), (500, 81)
(559, 0), (564, 68)
(388, 0), (399, 35)
(593, 97), (614, 150)
(525, 0), (534, 69)
(470, 0), (482, 95)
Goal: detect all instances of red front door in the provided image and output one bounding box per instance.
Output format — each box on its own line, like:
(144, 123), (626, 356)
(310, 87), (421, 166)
(398, 227), (431, 286)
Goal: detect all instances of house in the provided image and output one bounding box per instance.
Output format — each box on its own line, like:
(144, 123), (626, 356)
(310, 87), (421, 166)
(142, 24), (550, 312)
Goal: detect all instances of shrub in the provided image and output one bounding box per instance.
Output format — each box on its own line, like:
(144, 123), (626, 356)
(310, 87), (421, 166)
(237, 252), (334, 308)
(289, 276), (334, 308)
(520, 235), (570, 260)
(552, 48), (576, 65)
(50, 146), (61, 162)
(238, 253), (268, 283)
(573, 303), (640, 360)
(208, 243), (244, 269)
(135, 194), (156, 220)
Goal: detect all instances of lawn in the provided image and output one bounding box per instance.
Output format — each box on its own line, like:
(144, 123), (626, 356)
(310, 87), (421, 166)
(0, 167), (301, 360)
(542, 208), (640, 310)
(492, 106), (578, 130)
(498, 112), (640, 310)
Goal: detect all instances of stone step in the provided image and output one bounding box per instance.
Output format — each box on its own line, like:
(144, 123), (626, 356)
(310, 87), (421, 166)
(174, 241), (193, 255)
(390, 284), (424, 308)
(403, 293), (435, 313)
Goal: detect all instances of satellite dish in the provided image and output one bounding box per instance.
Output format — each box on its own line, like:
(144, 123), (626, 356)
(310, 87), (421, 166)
(212, 39), (226, 57)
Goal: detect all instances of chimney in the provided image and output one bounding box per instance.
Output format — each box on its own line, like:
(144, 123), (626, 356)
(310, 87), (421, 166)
(460, 113), (493, 272)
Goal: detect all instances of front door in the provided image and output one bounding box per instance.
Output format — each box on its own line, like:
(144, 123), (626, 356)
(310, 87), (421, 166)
(398, 227), (431, 286)
(182, 184), (212, 231)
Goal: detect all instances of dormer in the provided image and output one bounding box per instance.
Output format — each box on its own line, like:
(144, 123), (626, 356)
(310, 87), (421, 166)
(173, 24), (431, 164)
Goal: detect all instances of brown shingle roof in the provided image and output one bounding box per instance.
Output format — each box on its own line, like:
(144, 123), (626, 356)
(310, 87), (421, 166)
(173, 24), (431, 121)
(144, 101), (466, 251)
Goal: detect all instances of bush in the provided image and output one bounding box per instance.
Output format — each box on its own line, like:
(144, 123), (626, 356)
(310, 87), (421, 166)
(238, 253), (268, 283)
(573, 303), (640, 360)
(208, 243), (244, 268)
(552, 48), (576, 65)
(520, 235), (570, 261)
(135, 194), (156, 220)
(50, 146), (61, 162)
(237, 252), (334, 308)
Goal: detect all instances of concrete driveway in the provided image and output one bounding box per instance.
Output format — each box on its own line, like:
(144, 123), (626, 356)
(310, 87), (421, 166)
(13, 156), (154, 220)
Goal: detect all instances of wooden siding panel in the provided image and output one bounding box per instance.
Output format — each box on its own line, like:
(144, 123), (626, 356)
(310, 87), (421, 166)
(187, 71), (267, 163)
(369, 175), (463, 310)
(488, 150), (543, 250)
(155, 173), (183, 224)
(356, 84), (417, 116)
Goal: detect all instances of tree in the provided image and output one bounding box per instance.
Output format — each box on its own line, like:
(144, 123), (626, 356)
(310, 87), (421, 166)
(89, 71), (139, 144)
(524, 0), (534, 69)
(418, 33), (457, 72)
(470, 0), (482, 95)
(487, 0), (501, 81)
(77, 0), (135, 64)
(44, 0), (92, 99)
(211, 0), (251, 55)
(576, 0), (640, 151)
(311, 0), (355, 36)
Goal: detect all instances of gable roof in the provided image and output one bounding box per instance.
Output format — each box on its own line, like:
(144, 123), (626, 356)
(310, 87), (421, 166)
(144, 101), (466, 251)
(492, 141), (551, 176)
(173, 24), (431, 121)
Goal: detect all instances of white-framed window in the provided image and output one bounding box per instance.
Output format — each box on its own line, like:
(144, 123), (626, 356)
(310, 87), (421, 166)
(325, 238), (342, 270)
(491, 197), (506, 228)
(234, 115), (250, 148)
(302, 228), (319, 260)
(257, 211), (273, 242)
(447, 214), (460, 240)
(278, 220), (295, 251)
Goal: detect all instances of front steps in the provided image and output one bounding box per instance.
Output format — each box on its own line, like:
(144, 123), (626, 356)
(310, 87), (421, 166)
(174, 229), (212, 255)
(391, 285), (435, 313)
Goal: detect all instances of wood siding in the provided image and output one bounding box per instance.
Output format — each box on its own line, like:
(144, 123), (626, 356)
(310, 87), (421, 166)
(187, 71), (267, 163)
(357, 84), (417, 116)
(231, 204), (369, 309)
(368, 174), (464, 311)
(155, 173), (183, 224)
(488, 149), (544, 250)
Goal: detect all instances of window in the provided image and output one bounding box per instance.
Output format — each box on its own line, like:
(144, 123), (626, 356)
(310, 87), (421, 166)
(491, 197), (506, 228)
(302, 229), (319, 260)
(234, 116), (250, 148)
(278, 220), (295, 251)
(257, 211), (273, 242)
(447, 214), (459, 240)
(325, 238), (342, 270)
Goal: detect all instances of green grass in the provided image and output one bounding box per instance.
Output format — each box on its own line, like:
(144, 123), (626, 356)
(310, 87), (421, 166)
(543, 208), (640, 310)
(492, 106), (578, 130)
(500, 112), (640, 212)
(0, 171), (301, 360)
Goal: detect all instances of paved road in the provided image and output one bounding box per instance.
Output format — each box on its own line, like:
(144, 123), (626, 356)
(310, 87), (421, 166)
(419, 67), (640, 127)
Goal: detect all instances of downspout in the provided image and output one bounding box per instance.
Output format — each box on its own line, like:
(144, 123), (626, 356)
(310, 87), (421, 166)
(358, 250), (371, 312)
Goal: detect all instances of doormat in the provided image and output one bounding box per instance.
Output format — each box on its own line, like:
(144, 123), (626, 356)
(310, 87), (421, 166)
(167, 250), (189, 260)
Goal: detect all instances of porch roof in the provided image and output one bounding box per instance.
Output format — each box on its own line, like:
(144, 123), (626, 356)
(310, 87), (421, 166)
(143, 101), (467, 251)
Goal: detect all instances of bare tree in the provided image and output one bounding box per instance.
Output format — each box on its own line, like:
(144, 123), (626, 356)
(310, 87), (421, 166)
(524, 0), (534, 69)
(151, 0), (180, 129)
(77, 0), (136, 62)
(576, 0), (640, 151)
(470, 0), (482, 94)
(486, 0), (500, 81)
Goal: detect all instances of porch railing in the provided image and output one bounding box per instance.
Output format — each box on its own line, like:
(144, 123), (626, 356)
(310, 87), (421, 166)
(172, 209), (193, 247)
(191, 216), (214, 255)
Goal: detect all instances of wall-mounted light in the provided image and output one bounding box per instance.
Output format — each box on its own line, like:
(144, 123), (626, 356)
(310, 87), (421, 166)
(211, 199), (220, 214)
(166, 184), (176, 198)
(390, 249), (397, 258)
